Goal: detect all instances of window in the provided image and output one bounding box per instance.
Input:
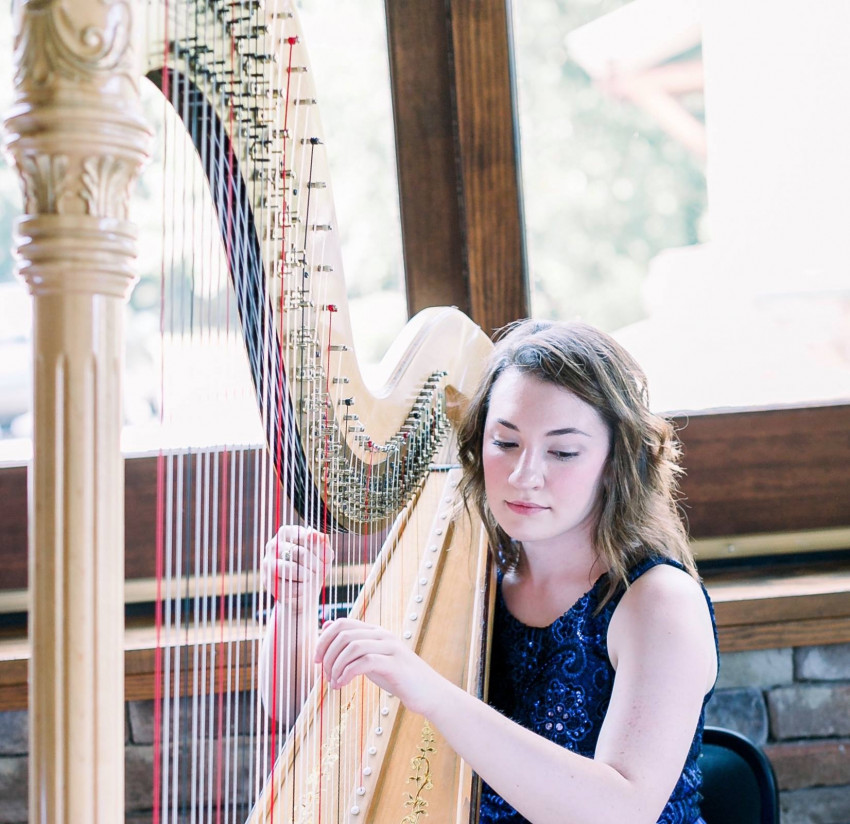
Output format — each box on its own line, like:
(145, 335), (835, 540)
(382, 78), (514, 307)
(513, 0), (850, 413)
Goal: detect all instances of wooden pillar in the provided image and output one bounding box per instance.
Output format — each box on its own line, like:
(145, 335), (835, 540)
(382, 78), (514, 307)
(3, 0), (150, 820)
(385, 0), (529, 337)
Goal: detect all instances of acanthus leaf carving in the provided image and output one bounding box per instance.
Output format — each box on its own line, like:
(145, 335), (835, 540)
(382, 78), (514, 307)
(81, 154), (134, 219)
(19, 153), (71, 214)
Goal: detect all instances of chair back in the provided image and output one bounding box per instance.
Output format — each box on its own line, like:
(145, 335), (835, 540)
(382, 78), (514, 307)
(700, 726), (780, 824)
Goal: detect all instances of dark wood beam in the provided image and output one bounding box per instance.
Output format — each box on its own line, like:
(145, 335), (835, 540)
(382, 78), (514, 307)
(384, 2), (468, 315)
(385, 0), (529, 336)
(1, 405), (848, 597)
(448, 0), (529, 335)
(672, 404), (850, 538)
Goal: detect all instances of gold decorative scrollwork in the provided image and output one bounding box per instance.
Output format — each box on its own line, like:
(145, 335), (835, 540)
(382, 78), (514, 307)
(291, 701), (352, 824)
(401, 722), (436, 824)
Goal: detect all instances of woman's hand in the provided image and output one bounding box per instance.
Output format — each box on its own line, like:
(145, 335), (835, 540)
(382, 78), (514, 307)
(262, 525), (333, 616)
(314, 618), (442, 717)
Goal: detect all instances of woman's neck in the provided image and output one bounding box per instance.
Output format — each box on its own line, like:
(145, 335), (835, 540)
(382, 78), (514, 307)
(504, 539), (606, 627)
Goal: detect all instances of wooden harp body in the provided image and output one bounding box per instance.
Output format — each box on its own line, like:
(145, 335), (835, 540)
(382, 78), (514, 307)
(4, 0), (494, 821)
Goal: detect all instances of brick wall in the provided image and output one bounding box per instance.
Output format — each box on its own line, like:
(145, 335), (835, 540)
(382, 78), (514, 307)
(3, 642), (850, 822)
(706, 642), (850, 824)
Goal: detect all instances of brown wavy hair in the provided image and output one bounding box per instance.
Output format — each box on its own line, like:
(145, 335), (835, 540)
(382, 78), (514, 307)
(456, 319), (695, 607)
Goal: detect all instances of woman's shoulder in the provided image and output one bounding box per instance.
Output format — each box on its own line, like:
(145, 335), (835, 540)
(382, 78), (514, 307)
(623, 559), (710, 618)
(609, 559), (718, 687)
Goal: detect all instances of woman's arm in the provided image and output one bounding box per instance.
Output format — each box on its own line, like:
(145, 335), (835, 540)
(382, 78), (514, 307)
(315, 564), (716, 824)
(258, 526), (333, 726)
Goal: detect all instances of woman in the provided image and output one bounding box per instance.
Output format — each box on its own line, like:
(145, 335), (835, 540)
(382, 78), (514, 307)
(263, 319), (718, 824)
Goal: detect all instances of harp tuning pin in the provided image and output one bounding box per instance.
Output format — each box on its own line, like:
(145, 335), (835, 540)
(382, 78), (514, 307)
(326, 304), (338, 312)
(286, 35), (299, 45)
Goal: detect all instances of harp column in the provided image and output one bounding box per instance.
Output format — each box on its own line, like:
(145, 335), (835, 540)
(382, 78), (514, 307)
(3, 0), (150, 820)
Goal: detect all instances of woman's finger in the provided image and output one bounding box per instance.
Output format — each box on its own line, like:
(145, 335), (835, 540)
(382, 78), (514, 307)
(326, 639), (395, 688)
(270, 558), (312, 582)
(264, 527), (334, 569)
(315, 618), (361, 663)
(316, 621), (391, 679)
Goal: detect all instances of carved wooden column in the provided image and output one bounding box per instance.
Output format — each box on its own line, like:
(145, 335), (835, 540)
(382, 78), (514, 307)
(3, 0), (150, 820)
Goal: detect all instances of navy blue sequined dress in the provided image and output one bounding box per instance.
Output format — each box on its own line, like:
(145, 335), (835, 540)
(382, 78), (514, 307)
(479, 557), (717, 824)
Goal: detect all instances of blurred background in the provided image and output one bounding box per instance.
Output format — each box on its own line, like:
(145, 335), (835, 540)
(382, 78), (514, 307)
(1, 0), (848, 458)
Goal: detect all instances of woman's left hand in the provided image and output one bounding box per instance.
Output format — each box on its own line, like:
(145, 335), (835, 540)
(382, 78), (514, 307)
(315, 618), (441, 717)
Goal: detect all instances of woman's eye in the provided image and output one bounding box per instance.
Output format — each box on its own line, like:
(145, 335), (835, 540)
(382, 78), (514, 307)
(551, 450), (579, 460)
(492, 439), (517, 450)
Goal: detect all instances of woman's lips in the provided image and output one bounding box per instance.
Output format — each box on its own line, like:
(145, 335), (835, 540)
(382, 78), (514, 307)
(505, 500), (548, 515)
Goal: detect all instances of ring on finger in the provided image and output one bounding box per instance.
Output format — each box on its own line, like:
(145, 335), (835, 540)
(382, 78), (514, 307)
(282, 549), (292, 562)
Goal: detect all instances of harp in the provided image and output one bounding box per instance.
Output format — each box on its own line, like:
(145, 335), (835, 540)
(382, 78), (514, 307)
(4, 0), (499, 820)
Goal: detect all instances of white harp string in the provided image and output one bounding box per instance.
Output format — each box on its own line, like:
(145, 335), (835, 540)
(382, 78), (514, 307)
(143, 1), (481, 822)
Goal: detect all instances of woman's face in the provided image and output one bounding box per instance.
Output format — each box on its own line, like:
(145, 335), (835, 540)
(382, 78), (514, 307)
(481, 368), (611, 555)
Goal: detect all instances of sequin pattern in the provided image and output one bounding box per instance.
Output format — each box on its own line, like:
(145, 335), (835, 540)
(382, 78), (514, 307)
(479, 557), (717, 824)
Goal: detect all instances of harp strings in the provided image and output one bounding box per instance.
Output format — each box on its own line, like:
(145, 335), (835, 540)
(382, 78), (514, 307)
(147, 0), (447, 820)
(152, 0), (276, 818)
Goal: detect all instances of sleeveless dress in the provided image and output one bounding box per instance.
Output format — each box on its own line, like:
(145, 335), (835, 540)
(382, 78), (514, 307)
(478, 556), (717, 824)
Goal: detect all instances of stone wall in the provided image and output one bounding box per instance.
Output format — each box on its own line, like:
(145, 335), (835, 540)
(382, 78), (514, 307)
(705, 642), (850, 824)
(0, 696), (260, 823)
(0, 709), (26, 823)
(2, 642), (850, 822)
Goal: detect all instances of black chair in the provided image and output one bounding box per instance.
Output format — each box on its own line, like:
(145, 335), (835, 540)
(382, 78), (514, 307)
(699, 726), (780, 824)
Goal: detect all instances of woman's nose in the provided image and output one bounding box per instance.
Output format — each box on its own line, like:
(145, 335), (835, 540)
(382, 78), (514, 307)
(509, 450), (544, 488)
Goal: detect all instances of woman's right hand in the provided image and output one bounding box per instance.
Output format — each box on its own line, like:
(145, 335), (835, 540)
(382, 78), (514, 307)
(262, 525), (333, 616)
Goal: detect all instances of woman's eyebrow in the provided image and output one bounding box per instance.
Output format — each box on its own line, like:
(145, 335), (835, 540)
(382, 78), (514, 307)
(494, 418), (518, 430)
(493, 419), (590, 438)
